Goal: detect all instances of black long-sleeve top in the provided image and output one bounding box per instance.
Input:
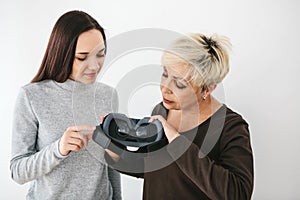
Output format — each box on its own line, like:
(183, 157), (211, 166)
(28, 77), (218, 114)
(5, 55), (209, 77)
(106, 103), (254, 200)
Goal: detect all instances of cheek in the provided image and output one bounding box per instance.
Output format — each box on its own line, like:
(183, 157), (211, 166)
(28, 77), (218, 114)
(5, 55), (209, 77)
(97, 57), (105, 65)
(176, 88), (198, 104)
(75, 61), (89, 73)
(159, 84), (164, 92)
(176, 92), (190, 102)
(72, 59), (80, 70)
(71, 61), (86, 79)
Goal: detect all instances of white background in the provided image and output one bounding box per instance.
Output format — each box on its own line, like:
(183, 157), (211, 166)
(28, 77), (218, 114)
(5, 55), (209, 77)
(1, 0), (300, 199)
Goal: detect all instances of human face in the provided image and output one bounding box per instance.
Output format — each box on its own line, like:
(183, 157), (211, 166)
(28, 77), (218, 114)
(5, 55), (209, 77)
(160, 62), (200, 111)
(70, 29), (105, 84)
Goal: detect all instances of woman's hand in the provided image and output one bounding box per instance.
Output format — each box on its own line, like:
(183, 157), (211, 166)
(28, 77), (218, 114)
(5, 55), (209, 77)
(149, 115), (180, 143)
(105, 149), (120, 162)
(59, 125), (95, 156)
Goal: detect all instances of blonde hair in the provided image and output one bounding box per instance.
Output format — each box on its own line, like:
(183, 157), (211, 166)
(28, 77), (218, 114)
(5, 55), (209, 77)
(162, 33), (232, 92)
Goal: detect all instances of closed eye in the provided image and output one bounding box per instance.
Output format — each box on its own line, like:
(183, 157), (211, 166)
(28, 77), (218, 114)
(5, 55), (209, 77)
(174, 80), (187, 89)
(76, 57), (87, 61)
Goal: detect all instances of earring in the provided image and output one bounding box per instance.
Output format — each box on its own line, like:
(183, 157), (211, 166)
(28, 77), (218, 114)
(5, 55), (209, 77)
(202, 95), (206, 100)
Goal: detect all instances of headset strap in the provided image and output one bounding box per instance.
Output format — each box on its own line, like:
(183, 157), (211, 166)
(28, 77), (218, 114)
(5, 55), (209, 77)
(92, 125), (124, 157)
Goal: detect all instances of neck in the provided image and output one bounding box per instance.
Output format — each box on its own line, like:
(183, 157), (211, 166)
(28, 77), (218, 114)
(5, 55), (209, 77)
(198, 95), (222, 122)
(167, 95), (222, 132)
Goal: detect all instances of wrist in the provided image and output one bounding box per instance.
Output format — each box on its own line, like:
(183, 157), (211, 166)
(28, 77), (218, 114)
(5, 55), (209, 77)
(168, 133), (180, 143)
(59, 149), (70, 156)
(58, 139), (70, 156)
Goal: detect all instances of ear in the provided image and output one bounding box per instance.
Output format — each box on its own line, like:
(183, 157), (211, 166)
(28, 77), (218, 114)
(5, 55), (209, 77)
(208, 84), (217, 93)
(202, 84), (217, 98)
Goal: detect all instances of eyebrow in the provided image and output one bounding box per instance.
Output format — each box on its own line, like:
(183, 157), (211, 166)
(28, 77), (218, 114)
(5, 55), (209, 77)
(173, 76), (188, 84)
(76, 47), (106, 55)
(163, 66), (188, 83)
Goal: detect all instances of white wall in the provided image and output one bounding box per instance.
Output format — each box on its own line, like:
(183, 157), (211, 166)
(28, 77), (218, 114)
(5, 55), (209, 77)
(1, 0), (300, 199)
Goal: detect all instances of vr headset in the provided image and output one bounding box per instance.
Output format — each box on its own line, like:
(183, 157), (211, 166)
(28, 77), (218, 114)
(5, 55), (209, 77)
(92, 113), (164, 153)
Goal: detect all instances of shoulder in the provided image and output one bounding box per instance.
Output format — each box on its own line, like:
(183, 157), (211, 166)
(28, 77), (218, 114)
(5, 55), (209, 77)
(219, 105), (251, 147)
(94, 81), (116, 93)
(206, 105), (251, 150)
(18, 80), (53, 99)
(94, 82), (118, 112)
(14, 81), (52, 112)
(94, 82), (117, 101)
(23, 79), (53, 89)
(21, 80), (55, 94)
(224, 105), (249, 129)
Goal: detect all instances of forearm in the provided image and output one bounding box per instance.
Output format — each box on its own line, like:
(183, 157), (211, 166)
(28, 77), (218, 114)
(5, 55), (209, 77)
(10, 140), (67, 184)
(167, 135), (253, 200)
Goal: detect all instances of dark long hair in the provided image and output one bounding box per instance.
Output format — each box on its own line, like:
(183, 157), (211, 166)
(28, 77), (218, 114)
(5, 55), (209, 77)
(31, 10), (106, 83)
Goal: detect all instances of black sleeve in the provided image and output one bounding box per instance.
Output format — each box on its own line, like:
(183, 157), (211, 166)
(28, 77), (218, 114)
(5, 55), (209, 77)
(167, 117), (254, 200)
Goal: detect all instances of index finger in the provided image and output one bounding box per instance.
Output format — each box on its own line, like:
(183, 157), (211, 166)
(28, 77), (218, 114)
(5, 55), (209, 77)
(68, 125), (96, 132)
(149, 115), (166, 124)
(100, 115), (105, 123)
(99, 112), (110, 123)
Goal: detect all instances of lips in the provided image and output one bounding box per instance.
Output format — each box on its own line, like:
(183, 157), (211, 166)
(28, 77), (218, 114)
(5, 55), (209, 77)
(84, 72), (97, 78)
(163, 98), (174, 104)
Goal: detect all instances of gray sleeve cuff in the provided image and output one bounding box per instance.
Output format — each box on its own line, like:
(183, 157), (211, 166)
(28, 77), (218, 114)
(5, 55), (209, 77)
(54, 139), (69, 159)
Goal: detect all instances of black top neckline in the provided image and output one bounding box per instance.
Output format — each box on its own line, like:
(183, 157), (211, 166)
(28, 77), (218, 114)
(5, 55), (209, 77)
(157, 102), (227, 134)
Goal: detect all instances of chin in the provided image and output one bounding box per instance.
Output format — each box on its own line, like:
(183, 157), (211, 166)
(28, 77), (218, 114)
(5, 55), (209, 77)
(75, 78), (95, 85)
(82, 76), (98, 84)
(163, 102), (178, 110)
(85, 79), (96, 84)
(87, 77), (97, 82)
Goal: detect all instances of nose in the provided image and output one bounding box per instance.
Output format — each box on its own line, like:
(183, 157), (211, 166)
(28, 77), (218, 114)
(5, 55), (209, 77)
(86, 57), (101, 70)
(160, 78), (172, 94)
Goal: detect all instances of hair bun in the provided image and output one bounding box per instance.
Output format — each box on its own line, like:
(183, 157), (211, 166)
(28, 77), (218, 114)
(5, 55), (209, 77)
(202, 36), (217, 48)
(201, 35), (218, 60)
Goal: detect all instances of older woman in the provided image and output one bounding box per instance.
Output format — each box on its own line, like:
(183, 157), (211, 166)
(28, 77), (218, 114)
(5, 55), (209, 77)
(106, 33), (253, 200)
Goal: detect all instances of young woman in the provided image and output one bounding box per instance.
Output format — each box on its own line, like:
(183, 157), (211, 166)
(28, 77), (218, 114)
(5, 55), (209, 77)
(10, 10), (121, 199)
(105, 33), (254, 200)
